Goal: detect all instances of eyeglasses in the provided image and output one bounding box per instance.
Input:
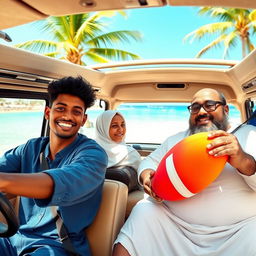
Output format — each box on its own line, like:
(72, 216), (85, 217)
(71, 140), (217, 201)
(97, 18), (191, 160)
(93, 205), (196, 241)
(187, 100), (225, 114)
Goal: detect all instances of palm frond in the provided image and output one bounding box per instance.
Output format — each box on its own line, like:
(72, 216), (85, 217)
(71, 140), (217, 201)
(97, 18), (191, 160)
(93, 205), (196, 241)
(249, 9), (256, 22)
(195, 34), (226, 57)
(85, 30), (142, 48)
(15, 40), (58, 53)
(198, 7), (248, 22)
(69, 15), (83, 37)
(87, 48), (140, 61)
(85, 50), (111, 64)
(44, 51), (60, 57)
(62, 41), (79, 52)
(41, 17), (67, 41)
(184, 22), (232, 42)
(222, 31), (237, 58)
(75, 13), (108, 43)
(198, 7), (231, 20)
(92, 10), (127, 21)
(59, 16), (74, 42)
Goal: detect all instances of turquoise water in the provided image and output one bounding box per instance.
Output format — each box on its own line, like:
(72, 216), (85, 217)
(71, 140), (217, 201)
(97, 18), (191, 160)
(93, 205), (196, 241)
(115, 104), (241, 143)
(118, 104), (190, 122)
(0, 111), (45, 155)
(0, 105), (241, 155)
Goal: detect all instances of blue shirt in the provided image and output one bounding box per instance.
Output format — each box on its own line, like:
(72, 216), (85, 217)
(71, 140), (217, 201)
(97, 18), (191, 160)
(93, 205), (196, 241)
(0, 134), (108, 256)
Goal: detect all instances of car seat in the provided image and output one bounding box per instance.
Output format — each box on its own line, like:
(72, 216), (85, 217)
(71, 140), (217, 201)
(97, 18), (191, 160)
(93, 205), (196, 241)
(2, 180), (128, 256)
(86, 179), (128, 256)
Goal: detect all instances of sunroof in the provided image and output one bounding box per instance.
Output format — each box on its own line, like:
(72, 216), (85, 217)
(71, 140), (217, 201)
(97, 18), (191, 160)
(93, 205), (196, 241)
(89, 59), (238, 71)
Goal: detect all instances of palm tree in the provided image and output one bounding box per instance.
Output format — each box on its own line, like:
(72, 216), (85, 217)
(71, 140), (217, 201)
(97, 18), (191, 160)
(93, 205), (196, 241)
(15, 11), (142, 65)
(183, 8), (256, 59)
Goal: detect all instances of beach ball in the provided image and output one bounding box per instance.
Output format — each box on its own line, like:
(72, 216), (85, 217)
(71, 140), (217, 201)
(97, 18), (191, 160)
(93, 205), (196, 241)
(151, 132), (228, 201)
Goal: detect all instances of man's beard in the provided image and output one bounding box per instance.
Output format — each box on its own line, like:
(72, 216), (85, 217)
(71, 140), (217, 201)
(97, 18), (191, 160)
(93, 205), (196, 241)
(189, 112), (229, 135)
(51, 127), (77, 140)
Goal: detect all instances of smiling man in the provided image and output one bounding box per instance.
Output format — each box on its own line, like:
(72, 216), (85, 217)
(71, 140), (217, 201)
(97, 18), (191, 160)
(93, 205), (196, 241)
(113, 88), (256, 256)
(0, 76), (108, 256)
(188, 88), (230, 135)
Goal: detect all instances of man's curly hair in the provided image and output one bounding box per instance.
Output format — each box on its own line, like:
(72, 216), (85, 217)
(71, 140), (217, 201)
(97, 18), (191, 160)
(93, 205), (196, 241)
(47, 76), (96, 110)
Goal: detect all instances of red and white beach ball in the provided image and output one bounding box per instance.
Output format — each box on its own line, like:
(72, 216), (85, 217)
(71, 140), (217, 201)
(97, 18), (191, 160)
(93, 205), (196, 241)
(151, 132), (228, 201)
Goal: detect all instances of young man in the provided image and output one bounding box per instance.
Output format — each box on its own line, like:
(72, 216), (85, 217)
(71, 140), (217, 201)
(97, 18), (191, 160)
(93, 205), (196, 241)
(113, 88), (256, 256)
(0, 76), (108, 256)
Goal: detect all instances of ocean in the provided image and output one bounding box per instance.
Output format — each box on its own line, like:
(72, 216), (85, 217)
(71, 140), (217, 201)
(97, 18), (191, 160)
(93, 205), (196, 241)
(0, 104), (241, 155)
(0, 111), (45, 155)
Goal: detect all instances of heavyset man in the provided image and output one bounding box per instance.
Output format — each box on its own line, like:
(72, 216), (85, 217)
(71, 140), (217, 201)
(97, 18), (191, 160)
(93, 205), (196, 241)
(113, 88), (256, 256)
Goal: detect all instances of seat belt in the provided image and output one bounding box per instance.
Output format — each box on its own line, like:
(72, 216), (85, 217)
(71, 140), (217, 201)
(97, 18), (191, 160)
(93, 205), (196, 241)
(39, 151), (80, 256)
(231, 111), (256, 134)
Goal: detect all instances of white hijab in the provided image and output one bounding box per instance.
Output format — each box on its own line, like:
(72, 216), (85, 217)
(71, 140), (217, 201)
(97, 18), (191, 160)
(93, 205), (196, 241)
(95, 110), (140, 168)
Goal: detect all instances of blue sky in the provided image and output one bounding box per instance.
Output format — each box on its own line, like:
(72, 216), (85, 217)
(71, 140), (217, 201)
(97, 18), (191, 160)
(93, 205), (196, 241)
(2, 6), (249, 63)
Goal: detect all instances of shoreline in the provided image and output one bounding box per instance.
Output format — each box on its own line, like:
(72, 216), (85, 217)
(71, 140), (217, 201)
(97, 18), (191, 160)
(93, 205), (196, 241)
(0, 108), (44, 114)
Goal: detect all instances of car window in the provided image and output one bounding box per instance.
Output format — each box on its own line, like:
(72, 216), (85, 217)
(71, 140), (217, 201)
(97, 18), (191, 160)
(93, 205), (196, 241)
(0, 98), (45, 156)
(116, 102), (241, 144)
(0, 98), (106, 156)
(79, 99), (106, 139)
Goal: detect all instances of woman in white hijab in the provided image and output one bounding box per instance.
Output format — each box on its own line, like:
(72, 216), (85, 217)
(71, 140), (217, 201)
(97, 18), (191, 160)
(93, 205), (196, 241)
(95, 110), (141, 169)
(95, 110), (141, 192)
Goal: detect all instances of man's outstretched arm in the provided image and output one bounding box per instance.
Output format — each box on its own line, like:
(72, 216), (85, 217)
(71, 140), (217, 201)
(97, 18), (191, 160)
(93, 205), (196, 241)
(0, 172), (54, 199)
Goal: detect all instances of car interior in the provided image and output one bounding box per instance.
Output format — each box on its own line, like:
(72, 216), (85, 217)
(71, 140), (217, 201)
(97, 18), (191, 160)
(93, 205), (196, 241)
(1, 0), (256, 256)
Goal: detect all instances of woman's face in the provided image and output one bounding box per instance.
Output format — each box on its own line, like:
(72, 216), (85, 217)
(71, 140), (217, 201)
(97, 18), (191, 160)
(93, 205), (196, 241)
(109, 114), (126, 143)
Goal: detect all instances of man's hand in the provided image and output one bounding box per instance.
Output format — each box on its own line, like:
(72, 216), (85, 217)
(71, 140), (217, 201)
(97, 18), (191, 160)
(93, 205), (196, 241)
(207, 130), (256, 176)
(140, 169), (163, 202)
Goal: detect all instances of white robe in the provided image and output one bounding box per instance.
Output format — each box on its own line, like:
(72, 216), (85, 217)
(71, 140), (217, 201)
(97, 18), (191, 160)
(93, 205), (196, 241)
(114, 125), (256, 256)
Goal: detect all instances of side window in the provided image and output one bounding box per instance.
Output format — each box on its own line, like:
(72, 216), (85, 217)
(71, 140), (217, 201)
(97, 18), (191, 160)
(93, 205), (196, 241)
(229, 105), (241, 126)
(79, 99), (106, 139)
(0, 98), (46, 156)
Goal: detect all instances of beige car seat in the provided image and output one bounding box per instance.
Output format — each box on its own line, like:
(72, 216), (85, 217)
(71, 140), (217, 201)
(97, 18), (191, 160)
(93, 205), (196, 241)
(2, 179), (128, 256)
(86, 179), (128, 256)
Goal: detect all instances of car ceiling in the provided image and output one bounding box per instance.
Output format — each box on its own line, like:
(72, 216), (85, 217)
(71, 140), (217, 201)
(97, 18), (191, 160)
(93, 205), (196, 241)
(1, 0), (256, 117)
(1, 0), (256, 30)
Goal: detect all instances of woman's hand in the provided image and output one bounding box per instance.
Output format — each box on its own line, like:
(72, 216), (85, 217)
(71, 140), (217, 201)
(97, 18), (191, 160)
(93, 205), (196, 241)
(140, 169), (163, 202)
